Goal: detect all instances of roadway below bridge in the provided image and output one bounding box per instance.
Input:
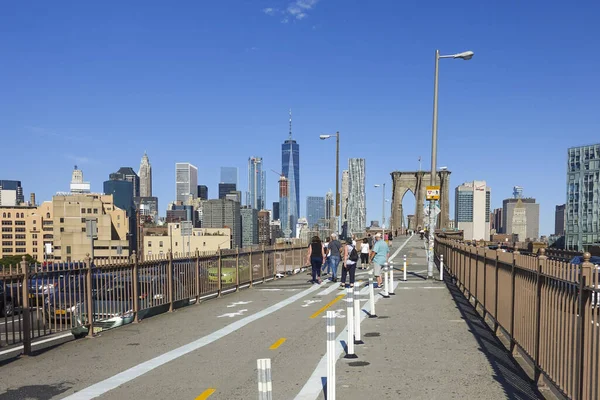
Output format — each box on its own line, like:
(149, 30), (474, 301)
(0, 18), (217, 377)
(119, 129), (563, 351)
(0, 235), (545, 400)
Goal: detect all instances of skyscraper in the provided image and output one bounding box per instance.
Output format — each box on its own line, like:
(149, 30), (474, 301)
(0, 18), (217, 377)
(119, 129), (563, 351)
(0, 180), (24, 206)
(258, 210), (271, 245)
(203, 199), (241, 248)
(110, 167), (140, 198)
(70, 166), (90, 194)
(566, 143), (600, 250)
(197, 185), (208, 200)
(220, 167), (238, 185)
(455, 181), (491, 241)
(513, 186), (523, 199)
(103, 179), (136, 252)
(240, 206), (258, 247)
(347, 159), (366, 236)
(325, 190), (334, 220)
(306, 196), (325, 228)
(555, 204), (566, 236)
(272, 202), (280, 221)
(176, 163), (198, 203)
(281, 110), (299, 236)
(279, 176), (291, 238)
(247, 157), (266, 210)
(219, 183), (237, 200)
(502, 197), (539, 241)
(138, 152), (152, 197)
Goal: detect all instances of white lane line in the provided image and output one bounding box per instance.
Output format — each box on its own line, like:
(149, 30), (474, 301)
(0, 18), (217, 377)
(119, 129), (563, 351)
(389, 235), (412, 262)
(63, 284), (322, 400)
(295, 281), (399, 400)
(317, 283), (343, 296)
(0, 332), (73, 357)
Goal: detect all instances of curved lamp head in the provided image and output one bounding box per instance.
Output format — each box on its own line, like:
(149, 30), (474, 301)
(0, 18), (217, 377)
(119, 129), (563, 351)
(374, 184), (381, 188)
(320, 134), (332, 140)
(454, 51), (474, 60)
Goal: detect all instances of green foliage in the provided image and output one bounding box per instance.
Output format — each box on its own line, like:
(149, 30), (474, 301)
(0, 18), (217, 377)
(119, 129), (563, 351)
(0, 254), (37, 267)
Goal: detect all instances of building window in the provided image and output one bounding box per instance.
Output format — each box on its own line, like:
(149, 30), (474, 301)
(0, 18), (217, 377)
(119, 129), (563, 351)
(82, 227), (86, 232)
(33, 248), (37, 252)
(15, 228), (25, 232)
(33, 241), (37, 246)
(2, 241), (12, 246)
(20, 213), (24, 218)
(15, 221), (25, 226)
(32, 234), (37, 239)
(2, 221), (12, 225)
(66, 246), (71, 254)
(159, 241), (163, 247)
(93, 208), (98, 214)
(117, 223), (120, 228)
(117, 215), (120, 220)
(33, 220), (36, 224)
(1, 234), (11, 239)
(60, 218), (64, 223)
(7, 213), (11, 218)
(87, 208), (92, 214)
(147, 241), (152, 247)
(2, 248), (12, 253)
(81, 217), (86, 223)
(16, 248), (26, 253)
(15, 234), (25, 239)
(2, 228), (12, 232)
(81, 208), (85, 214)
(46, 212), (50, 218)
(33, 227), (36, 231)
(43, 234), (53, 239)
(15, 241), (26, 246)
(60, 227), (64, 232)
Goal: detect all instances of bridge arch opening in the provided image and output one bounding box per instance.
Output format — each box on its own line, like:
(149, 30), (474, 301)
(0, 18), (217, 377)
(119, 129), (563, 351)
(400, 189), (416, 234)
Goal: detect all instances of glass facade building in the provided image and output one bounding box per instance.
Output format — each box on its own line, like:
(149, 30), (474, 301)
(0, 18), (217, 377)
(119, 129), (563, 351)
(282, 139), (299, 236)
(306, 196), (325, 228)
(176, 163), (198, 203)
(247, 157), (266, 210)
(220, 167), (238, 185)
(566, 144), (600, 251)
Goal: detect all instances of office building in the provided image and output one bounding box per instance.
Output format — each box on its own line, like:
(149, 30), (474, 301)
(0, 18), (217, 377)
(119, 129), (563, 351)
(281, 110), (299, 235)
(197, 185), (208, 200)
(69, 166), (91, 194)
(325, 191), (334, 220)
(306, 196), (325, 228)
(240, 207), (258, 247)
(279, 176), (291, 238)
(220, 167), (238, 186)
(258, 210), (271, 245)
(109, 167), (140, 198)
(51, 193), (129, 262)
(0, 180), (24, 206)
(219, 183), (237, 200)
(134, 196), (159, 223)
(176, 163), (198, 203)
(270, 219), (282, 242)
(225, 191), (242, 204)
(502, 198), (540, 241)
(555, 204), (566, 236)
(142, 224), (230, 259)
(491, 208), (503, 233)
(566, 144), (600, 250)
(247, 157), (266, 210)
(347, 159), (366, 236)
(513, 186), (523, 199)
(103, 179), (136, 252)
(138, 152), (152, 198)
(455, 181), (491, 241)
(0, 205), (47, 260)
(202, 199), (241, 248)
(272, 202), (280, 221)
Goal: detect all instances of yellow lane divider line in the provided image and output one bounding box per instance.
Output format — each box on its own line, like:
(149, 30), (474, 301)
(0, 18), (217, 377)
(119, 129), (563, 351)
(269, 337), (287, 350)
(195, 388), (216, 400)
(310, 294), (345, 319)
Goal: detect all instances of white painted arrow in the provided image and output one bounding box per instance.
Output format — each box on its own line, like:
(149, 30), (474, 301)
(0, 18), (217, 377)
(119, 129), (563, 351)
(301, 299), (322, 308)
(217, 309), (248, 318)
(226, 301), (253, 308)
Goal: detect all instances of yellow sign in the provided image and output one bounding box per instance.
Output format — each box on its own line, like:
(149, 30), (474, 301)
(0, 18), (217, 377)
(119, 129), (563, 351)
(426, 186), (440, 200)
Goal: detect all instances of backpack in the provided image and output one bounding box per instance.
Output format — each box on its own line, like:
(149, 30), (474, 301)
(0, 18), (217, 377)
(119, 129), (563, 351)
(349, 245), (359, 262)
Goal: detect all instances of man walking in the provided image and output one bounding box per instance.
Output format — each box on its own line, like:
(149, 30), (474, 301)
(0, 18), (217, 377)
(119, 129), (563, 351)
(370, 233), (389, 288)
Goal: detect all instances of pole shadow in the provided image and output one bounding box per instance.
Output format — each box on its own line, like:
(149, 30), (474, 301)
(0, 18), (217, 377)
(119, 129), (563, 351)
(407, 271), (427, 280)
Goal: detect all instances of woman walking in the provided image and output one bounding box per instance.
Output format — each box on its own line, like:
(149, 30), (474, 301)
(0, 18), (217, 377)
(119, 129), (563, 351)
(306, 236), (325, 284)
(360, 238), (370, 269)
(339, 238), (358, 289)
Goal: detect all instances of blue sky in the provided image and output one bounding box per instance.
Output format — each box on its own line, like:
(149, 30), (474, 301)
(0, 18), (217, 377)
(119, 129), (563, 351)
(1, 0), (599, 236)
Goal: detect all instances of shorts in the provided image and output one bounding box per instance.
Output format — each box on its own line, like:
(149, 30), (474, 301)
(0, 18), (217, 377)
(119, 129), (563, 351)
(373, 262), (383, 277)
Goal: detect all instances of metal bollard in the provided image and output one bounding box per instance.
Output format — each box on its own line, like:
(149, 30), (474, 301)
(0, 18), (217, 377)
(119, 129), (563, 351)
(327, 310), (336, 400)
(354, 285), (363, 344)
(344, 287), (358, 358)
(368, 270), (377, 318)
(439, 254), (444, 281)
(257, 358), (273, 400)
(403, 255), (407, 281)
(381, 264), (390, 298)
(388, 261), (395, 295)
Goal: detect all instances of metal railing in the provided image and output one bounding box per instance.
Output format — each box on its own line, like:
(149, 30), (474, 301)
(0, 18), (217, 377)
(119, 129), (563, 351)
(436, 238), (600, 400)
(0, 243), (307, 355)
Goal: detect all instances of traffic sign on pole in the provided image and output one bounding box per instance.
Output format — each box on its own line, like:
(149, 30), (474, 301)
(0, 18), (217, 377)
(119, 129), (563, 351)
(426, 186), (440, 200)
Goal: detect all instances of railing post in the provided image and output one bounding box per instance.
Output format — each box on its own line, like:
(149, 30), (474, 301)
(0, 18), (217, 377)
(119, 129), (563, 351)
(20, 256), (31, 355)
(236, 247), (240, 292)
(168, 251), (174, 312)
(249, 249), (253, 288)
(262, 244), (266, 283)
(474, 247), (479, 309)
(494, 249), (500, 333)
(217, 248), (222, 298)
(85, 254), (95, 338)
(534, 248), (547, 386)
(576, 252), (593, 400)
(195, 249), (200, 302)
(132, 251), (139, 323)
(510, 249), (519, 353)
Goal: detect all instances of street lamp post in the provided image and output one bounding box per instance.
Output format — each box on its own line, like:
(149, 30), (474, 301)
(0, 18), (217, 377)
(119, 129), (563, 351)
(374, 184), (385, 238)
(427, 49), (474, 280)
(320, 132), (341, 236)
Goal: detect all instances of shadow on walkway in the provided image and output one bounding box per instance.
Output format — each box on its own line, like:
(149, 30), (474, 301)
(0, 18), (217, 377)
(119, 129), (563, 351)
(444, 274), (544, 400)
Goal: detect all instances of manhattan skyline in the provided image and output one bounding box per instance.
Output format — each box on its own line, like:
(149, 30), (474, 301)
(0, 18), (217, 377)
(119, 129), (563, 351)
(2, 1), (599, 235)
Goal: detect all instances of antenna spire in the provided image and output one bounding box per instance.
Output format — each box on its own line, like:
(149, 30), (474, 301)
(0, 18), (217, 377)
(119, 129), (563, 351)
(288, 108), (292, 140)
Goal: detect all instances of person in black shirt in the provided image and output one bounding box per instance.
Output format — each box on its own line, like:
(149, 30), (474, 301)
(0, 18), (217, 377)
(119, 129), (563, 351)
(306, 236), (325, 284)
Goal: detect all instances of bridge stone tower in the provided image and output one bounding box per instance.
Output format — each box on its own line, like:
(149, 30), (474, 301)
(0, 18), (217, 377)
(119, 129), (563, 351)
(390, 170), (451, 232)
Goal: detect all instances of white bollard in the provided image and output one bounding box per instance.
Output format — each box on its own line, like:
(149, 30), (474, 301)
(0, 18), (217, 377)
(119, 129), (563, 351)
(353, 286), (363, 344)
(403, 255), (407, 281)
(388, 262), (395, 295)
(257, 358), (273, 400)
(326, 310), (336, 400)
(368, 270), (377, 318)
(382, 264), (390, 298)
(344, 287), (358, 358)
(439, 254), (444, 281)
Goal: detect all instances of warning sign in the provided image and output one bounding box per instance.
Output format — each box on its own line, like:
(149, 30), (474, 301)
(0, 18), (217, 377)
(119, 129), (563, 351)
(426, 186), (440, 200)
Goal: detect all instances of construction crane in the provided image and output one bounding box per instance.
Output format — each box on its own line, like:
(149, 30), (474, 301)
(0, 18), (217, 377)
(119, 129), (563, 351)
(271, 169), (285, 178)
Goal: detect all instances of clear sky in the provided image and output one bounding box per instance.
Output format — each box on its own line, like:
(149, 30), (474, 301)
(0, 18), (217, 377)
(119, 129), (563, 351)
(2, 1), (599, 236)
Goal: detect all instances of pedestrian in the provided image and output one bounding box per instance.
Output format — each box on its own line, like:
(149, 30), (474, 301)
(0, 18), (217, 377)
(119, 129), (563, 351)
(322, 237), (331, 276)
(328, 233), (342, 283)
(370, 233), (390, 288)
(351, 234), (357, 248)
(360, 238), (370, 269)
(305, 235), (325, 284)
(389, 231), (393, 246)
(339, 237), (358, 289)
(367, 233), (374, 250)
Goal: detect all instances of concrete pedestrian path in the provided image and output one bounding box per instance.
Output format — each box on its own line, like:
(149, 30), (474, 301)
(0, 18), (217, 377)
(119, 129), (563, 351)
(328, 235), (544, 400)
